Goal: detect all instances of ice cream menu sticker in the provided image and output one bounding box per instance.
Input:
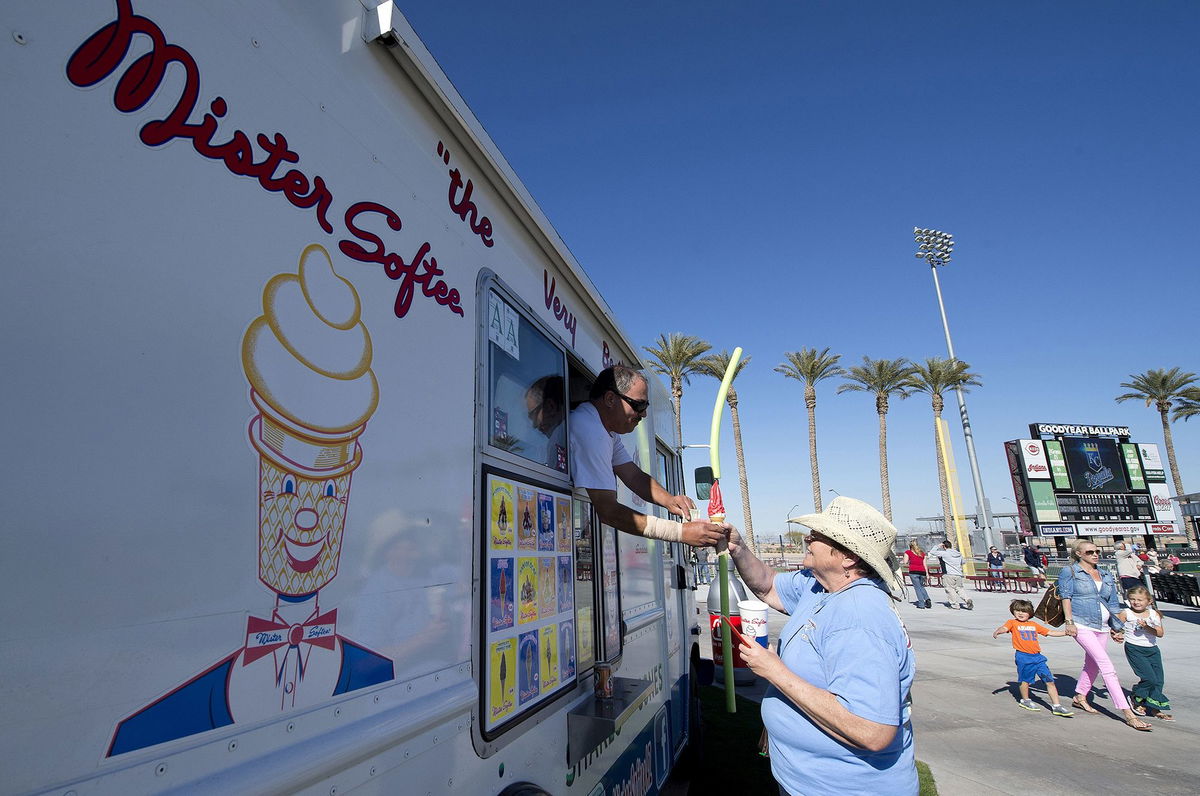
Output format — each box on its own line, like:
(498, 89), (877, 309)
(517, 487), (537, 550)
(491, 480), (514, 548)
(484, 473), (576, 731)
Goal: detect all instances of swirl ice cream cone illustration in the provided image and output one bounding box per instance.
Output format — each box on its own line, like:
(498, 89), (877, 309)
(107, 245), (393, 757)
(242, 242), (379, 595)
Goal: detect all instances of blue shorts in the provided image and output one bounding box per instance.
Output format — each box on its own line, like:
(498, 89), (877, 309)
(1015, 651), (1054, 684)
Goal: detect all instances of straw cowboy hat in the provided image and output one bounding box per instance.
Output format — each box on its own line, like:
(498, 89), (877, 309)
(789, 496), (905, 599)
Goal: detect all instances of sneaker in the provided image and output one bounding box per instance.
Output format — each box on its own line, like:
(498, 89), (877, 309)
(965, 599), (974, 611)
(1018, 699), (1041, 711)
(925, 599), (932, 608)
(1051, 704), (1074, 717)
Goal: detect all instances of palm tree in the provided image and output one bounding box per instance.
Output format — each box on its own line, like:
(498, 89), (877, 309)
(909, 358), (983, 537)
(642, 333), (712, 473)
(836, 357), (916, 522)
(696, 350), (755, 553)
(1116, 368), (1197, 498)
(775, 348), (844, 513)
(1173, 386), (1200, 423)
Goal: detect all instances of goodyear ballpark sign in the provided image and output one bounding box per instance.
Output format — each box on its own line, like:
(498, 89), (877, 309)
(1032, 423), (1131, 437)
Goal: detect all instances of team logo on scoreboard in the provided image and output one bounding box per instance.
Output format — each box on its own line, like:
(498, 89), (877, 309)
(1082, 442), (1115, 490)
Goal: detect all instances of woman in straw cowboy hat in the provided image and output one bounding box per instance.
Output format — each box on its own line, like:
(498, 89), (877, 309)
(724, 496), (916, 796)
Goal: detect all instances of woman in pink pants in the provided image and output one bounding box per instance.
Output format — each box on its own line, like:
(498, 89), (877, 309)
(1058, 538), (1152, 731)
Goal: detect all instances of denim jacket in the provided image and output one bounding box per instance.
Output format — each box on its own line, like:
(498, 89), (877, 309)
(1057, 563), (1122, 631)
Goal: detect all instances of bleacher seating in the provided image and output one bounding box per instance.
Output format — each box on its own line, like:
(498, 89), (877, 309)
(1150, 572), (1200, 607)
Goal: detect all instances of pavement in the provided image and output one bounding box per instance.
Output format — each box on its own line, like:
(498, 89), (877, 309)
(696, 581), (1200, 794)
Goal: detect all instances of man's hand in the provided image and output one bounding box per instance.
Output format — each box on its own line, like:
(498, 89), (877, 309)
(663, 493), (695, 519)
(681, 521), (727, 547)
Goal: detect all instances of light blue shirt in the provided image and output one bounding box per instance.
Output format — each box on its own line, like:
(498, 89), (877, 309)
(762, 569), (917, 796)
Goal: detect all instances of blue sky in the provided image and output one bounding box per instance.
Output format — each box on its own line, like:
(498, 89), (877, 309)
(400, 1), (1200, 537)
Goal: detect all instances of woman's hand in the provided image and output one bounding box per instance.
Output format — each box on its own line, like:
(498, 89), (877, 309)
(1064, 623), (1078, 637)
(1111, 629), (1124, 643)
(738, 641), (787, 683)
(724, 524), (745, 553)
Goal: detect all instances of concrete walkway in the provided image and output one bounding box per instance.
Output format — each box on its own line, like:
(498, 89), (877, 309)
(697, 582), (1200, 794)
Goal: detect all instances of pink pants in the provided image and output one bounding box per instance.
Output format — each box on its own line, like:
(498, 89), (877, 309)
(1073, 626), (1129, 710)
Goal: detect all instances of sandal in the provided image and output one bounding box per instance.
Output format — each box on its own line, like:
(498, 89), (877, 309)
(1132, 705), (1147, 716)
(1154, 712), (1175, 722)
(1072, 697), (1099, 714)
(1125, 716), (1153, 732)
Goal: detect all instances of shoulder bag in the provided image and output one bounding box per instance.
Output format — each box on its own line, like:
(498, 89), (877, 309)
(1033, 566), (1067, 627)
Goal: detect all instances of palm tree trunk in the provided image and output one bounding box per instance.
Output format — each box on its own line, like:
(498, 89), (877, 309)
(806, 385), (822, 512)
(1160, 405), (1186, 499)
(672, 380), (684, 494)
(877, 408), (892, 521)
(933, 411), (953, 538)
(728, 395), (755, 554)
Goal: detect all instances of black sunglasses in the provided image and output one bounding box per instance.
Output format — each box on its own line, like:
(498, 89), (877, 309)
(614, 391), (649, 414)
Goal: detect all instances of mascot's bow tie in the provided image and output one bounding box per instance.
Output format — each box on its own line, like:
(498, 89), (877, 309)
(243, 609), (337, 664)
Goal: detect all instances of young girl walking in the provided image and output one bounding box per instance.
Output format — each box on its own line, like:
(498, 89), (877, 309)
(1119, 586), (1172, 720)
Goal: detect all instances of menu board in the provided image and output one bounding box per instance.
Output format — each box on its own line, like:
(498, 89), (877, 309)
(484, 473), (576, 732)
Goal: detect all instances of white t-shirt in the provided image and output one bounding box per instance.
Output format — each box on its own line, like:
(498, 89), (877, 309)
(568, 402), (632, 491)
(1122, 608), (1163, 647)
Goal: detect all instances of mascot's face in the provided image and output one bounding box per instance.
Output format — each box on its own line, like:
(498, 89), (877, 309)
(257, 458), (352, 595)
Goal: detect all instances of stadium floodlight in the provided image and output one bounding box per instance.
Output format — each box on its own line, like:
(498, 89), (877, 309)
(911, 227), (996, 550)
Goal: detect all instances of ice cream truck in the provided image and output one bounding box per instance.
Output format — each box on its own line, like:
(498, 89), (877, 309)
(0, 2), (705, 793)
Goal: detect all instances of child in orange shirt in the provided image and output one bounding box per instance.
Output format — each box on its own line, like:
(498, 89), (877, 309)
(993, 598), (1073, 716)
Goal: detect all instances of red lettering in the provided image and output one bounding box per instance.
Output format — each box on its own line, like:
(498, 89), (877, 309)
(339, 204), (463, 319)
(441, 146), (495, 248)
(70, 2), (462, 320)
(541, 270), (577, 346)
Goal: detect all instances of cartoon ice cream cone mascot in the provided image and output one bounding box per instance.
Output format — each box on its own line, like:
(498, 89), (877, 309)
(108, 245), (394, 756)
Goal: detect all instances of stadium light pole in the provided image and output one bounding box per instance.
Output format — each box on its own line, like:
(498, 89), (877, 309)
(913, 227), (997, 552)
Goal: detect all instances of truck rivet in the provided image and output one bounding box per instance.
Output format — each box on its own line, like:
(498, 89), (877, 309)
(251, 38), (259, 47)
(329, 787), (337, 796)
(13, 31), (27, 45)
(286, 722), (295, 733)
(155, 763), (168, 776)
(369, 767), (377, 776)
(334, 708), (341, 717)
(228, 740), (238, 752)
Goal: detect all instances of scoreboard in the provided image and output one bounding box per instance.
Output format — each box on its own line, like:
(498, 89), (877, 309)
(1006, 423), (1178, 539)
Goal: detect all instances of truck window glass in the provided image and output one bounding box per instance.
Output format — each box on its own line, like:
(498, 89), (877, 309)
(572, 498), (596, 674)
(487, 291), (568, 474)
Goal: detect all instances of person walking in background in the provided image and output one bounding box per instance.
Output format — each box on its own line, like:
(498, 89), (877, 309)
(723, 497), (917, 795)
(986, 546), (1006, 587)
(1023, 544), (1045, 581)
(1118, 585), (1172, 721)
(1115, 542), (1143, 598)
(993, 598), (1073, 716)
(905, 540), (932, 609)
(1058, 539), (1152, 731)
(930, 539), (972, 610)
